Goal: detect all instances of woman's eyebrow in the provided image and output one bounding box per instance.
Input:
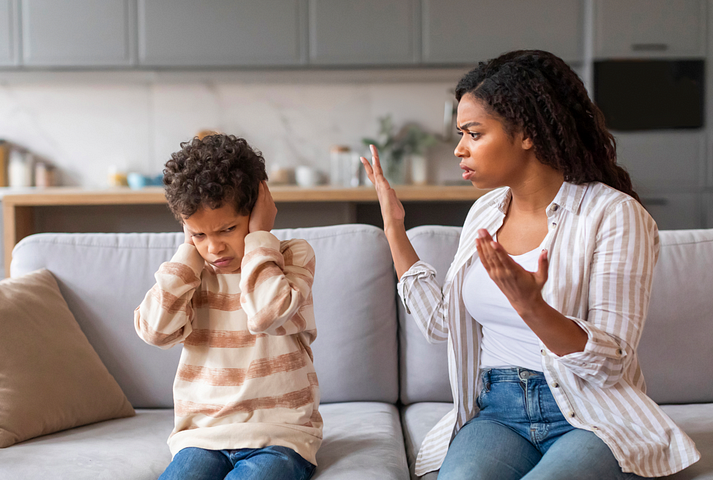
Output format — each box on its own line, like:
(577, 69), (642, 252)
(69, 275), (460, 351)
(457, 121), (482, 130)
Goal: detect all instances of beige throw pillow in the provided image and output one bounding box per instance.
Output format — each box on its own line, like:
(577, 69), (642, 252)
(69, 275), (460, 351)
(0, 269), (135, 447)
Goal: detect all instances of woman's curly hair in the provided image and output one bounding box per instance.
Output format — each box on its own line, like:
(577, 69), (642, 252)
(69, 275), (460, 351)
(455, 50), (639, 202)
(163, 134), (268, 221)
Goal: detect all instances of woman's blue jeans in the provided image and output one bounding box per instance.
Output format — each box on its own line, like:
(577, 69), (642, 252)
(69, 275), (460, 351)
(438, 368), (650, 480)
(159, 445), (316, 480)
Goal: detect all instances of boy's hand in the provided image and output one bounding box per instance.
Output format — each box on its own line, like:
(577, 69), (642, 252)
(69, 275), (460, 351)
(249, 181), (277, 233)
(183, 224), (194, 245)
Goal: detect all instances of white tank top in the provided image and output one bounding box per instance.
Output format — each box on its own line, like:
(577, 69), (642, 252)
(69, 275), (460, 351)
(462, 241), (544, 372)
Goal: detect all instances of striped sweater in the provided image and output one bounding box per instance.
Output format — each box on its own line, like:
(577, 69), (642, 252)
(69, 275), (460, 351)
(135, 231), (322, 465)
(398, 182), (700, 478)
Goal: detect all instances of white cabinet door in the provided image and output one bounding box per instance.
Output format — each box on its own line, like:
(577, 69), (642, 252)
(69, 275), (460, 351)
(0, 0), (18, 66)
(309, 0), (417, 65)
(138, 0), (306, 67)
(640, 193), (702, 230)
(422, 0), (584, 64)
(614, 131), (706, 192)
(21, 0), (135, 66)
(595, 0), (706, 58)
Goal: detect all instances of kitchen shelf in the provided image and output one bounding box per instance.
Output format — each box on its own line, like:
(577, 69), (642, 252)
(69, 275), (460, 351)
(2, 185), (487, 275)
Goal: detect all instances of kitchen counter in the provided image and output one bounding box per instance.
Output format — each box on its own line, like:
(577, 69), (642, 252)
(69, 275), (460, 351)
(2, 185), (487, 276)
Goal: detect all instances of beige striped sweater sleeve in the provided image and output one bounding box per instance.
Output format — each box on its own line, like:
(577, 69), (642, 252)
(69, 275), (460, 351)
(134, 233), (321, 465)
(134, 243), (204, 349)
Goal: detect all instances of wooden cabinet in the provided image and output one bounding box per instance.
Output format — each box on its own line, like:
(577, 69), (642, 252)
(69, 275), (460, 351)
(614, 131), (706, 192)
(640, 193), (703, 230)
(138, 0), (307, 67)
(421, 0), (584, 64)
(308, 0), (417, 65)
(594, 0), (706, 58)
(0, 0), (19, 66)
(21, 0), (135, 67)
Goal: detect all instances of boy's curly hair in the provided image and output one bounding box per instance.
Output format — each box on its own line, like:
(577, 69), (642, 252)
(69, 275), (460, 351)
(163, 134), (268, 221)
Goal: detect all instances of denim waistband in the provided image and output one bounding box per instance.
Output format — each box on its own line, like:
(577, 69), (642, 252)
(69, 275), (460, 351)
(481, 367), (545, 384)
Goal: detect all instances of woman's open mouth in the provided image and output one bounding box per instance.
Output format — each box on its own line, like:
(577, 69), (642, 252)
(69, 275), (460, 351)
(460, 164), (474, 180)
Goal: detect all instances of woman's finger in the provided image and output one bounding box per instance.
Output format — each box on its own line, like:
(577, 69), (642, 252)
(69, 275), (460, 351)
(534, 249), (549, 287)
(476, 236), (493, 271)
(360, 156), (376, 184)
(370, 144), (384, 177)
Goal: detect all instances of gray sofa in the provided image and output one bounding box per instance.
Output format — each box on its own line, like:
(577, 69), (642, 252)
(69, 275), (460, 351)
(1, 224), (711, 479)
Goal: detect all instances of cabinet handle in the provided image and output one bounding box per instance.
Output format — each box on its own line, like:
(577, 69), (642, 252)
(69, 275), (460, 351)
(631, 43), (668, 52)
(641, 198), (668, 206)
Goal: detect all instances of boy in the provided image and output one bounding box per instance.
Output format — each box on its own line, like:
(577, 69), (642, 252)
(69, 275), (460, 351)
(135, 134), (321, 480)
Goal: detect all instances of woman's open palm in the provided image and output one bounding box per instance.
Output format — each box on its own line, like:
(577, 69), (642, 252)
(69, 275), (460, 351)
(361, 145), (406, 229)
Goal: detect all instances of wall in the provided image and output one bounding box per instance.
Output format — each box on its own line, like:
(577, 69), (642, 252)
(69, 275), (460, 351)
(0, 69), (472, 188)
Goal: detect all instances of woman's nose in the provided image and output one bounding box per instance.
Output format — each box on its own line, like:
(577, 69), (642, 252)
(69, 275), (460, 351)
(454, 136), (467, 158)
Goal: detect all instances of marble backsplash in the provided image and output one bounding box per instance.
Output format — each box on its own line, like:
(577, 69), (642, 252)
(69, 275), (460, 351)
(0, 71), (472, 188)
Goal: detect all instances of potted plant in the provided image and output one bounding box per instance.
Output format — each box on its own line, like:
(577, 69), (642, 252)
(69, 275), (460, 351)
(362, 116), (437, 185)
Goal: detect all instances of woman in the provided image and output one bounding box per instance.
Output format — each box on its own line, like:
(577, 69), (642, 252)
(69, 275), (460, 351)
(361, 50), (699, 480)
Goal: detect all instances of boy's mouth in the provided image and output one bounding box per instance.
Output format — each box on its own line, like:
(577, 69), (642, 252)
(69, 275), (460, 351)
(212, 257), (233, 268)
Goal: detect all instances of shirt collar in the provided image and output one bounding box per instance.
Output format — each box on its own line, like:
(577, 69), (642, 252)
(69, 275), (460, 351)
(486, 181), (590, 217)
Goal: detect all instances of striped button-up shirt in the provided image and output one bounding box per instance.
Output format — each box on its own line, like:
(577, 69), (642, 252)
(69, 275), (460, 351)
(398, 181), (700, 478)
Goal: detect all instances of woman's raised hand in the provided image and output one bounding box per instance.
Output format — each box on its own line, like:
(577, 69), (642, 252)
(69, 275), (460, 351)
(361, 145), (419, 279)
(476, 229), (549, 316)
(360, 145), (406, 232)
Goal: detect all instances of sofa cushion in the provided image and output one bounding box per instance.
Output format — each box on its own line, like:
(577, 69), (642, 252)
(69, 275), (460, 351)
(0, 269), (135, 448)
(0, 403), (411, 480)
(10, 224), (399, 407)
(400, 226), (461, 405)
(0, 409), (174, 479)
(659, 404), (713, 479)
(638, 229), (713, 404)
(314, 402), (409, 479)
(400, 402), (451, 480)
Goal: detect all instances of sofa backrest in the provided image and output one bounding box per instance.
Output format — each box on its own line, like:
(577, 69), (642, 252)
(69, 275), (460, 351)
(399, 226), (459, 405)
(10, 224), (399, 408)
(399, 226), (713, 406)
(638, 229), (713, 404)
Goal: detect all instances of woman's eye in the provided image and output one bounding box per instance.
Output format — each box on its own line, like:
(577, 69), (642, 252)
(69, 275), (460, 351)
(456, 130), (463, 137)
(469, 132), (480, 139)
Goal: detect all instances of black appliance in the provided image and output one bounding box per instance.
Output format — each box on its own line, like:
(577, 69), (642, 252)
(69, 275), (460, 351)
(593, 59), (704, 131)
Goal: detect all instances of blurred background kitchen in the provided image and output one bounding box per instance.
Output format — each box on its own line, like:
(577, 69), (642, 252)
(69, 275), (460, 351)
(2, 0), (713, 277)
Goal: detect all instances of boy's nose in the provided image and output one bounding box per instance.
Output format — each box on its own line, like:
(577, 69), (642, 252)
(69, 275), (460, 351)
(208, 240), (224, 255)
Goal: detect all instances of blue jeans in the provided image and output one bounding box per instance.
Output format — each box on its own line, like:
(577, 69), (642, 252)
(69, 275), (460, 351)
(159, 445), (316, 480)
(438, 368), (650, 480)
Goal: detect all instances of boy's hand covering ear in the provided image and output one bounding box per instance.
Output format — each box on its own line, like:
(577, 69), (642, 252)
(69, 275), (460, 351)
(183, 224), (194, 245)
(249, 181), (277, 233)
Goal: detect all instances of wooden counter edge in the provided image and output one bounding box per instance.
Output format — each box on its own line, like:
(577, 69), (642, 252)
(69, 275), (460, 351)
(1, 185), (488, 206)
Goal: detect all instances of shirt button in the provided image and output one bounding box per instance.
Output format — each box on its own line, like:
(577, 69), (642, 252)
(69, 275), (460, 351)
(568, 411), (576, 418)
(541, 349), (546, 356)
(550, 382), (559, 388)
(617, 348), (623, 356)
(553, 205), (559, 211)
